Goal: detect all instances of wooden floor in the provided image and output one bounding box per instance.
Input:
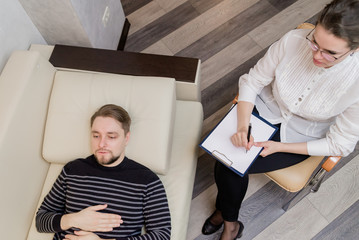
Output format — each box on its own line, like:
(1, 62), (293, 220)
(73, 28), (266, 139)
(122, 0), (359, 239)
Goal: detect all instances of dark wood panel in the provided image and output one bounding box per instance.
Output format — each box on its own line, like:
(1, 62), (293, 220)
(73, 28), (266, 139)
(121, 0), (152, 16)
(49, 45), (199, 83)
(175, 0), (278, 61)
(125, 2), (199, 52)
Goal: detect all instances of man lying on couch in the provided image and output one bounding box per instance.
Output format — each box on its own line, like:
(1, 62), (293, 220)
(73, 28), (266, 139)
(36, 104), (171, 240)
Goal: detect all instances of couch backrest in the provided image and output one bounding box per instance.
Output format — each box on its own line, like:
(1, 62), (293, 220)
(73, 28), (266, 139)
(0, 51), (56, 239)
(42, 70), (176, 174)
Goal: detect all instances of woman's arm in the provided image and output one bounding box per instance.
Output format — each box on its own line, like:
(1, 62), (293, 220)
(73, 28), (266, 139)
(231, 101), (254, 151)
(255, 141), (308, 157)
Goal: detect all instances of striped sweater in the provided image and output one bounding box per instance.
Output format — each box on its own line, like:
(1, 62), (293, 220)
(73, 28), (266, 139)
(36, 155), (171, 240)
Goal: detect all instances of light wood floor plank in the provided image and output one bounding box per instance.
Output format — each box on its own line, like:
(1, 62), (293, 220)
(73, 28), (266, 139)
(189, 0), (225, 14)
(307, 154), (359, 222)
(312, 199), (359, 240)
(175, 0), (278, 62)
(142, 40), (174, 55)
(253, 198), (329, 240)
(125, 2), (199, 52)
(248, 0), (332, 49)
(160, 0), (260, 54)
(127, 1), (165, 36)
(153, 0), (187, 12)
(200, 35), (262, 91)
(201, 48), (267, 119)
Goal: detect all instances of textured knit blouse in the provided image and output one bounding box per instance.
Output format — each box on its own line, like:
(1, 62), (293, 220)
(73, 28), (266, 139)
(238, 29), (359, 156)
(36, 155), (171, 240)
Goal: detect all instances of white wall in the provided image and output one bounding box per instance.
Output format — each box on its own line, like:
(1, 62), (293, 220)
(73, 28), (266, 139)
(71, 0), (125, 50)
(19, 0), (125, 51)
(0, 0), (46, 72)
(0, 0), (125, 73)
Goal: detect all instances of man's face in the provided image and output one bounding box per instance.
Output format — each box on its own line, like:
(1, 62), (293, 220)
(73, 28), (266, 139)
(91, 116), (130, 167)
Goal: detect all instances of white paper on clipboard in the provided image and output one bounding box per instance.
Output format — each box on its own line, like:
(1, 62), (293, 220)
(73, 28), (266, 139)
(200, 104), (277, 176)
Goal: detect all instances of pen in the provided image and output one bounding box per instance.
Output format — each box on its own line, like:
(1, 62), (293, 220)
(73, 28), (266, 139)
(246, 123), (252, 153)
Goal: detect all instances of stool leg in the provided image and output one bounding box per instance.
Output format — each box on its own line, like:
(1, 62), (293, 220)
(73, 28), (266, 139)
(309, 168), (327, 192)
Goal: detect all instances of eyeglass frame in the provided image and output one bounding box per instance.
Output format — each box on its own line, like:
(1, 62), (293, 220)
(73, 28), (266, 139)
(305, 28), (352, 62)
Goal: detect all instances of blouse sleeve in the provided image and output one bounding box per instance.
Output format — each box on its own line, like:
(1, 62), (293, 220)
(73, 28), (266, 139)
(308, 101), (359, 157)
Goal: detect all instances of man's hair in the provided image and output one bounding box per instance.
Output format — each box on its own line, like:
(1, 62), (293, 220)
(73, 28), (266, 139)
(91, 104), (131, 134)
(317, 0), (359, 49)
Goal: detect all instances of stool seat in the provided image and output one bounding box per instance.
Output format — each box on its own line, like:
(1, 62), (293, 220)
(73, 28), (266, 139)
(264, 156), (324, 192)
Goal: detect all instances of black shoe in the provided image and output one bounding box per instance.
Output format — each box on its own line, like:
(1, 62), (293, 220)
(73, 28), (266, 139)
(234, 221), (244, 239)
(201, 213), (223, 235)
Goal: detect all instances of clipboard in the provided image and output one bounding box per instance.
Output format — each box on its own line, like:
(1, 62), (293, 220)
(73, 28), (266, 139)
(200, 103), (278, 176)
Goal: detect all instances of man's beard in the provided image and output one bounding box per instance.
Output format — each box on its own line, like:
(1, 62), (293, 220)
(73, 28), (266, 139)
(94, 150), (121, 166)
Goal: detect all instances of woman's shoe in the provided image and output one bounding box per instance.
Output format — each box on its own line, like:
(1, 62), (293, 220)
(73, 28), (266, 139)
(201, 213), (224, 235)
(234, 221), (244, 239)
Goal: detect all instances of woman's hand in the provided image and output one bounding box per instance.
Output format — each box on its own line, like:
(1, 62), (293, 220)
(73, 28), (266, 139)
(231, 127), (254, 151)
(254, 141), (282, 157)
(254, 141), (308, 157)
(232, 101), (255, 151)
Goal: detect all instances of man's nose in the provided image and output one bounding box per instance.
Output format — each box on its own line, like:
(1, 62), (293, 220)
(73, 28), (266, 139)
(99, 137), (107, 147)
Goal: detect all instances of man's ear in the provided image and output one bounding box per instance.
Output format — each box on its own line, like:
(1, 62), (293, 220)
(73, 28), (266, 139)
(125, 132), (131, 145)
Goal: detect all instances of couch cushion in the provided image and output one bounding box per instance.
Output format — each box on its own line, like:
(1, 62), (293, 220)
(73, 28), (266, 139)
(42, 70), (176, 174)
(158, 100), (203, 239)
(0, 51), (56, 240)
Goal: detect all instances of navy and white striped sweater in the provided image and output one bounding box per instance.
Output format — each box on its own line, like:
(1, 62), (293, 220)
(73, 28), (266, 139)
(36, 155), (171, 240)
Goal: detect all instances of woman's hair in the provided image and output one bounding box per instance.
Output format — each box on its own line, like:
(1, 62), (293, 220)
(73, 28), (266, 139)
(91, 104), (131, 134)
(317, 0), (359, 49)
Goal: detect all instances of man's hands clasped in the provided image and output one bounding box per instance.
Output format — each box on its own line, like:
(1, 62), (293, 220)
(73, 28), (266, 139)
(61, 204), (122, 240)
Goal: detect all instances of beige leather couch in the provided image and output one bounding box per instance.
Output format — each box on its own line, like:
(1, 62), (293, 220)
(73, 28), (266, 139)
(0, 46), (203, 240)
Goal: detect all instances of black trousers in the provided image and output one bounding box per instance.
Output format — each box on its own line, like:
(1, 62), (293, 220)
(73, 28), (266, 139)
(214, 123), (309, 221)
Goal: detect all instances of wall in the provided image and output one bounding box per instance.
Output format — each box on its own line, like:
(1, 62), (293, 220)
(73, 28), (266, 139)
(19, 0), (125, 50)
(70, 0), (125, 50)
(0, 0), (125, 74)
(0, 0), (46, 72)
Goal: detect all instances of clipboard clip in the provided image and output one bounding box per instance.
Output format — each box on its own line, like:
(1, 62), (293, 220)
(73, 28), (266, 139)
(212, 150), (233, 167)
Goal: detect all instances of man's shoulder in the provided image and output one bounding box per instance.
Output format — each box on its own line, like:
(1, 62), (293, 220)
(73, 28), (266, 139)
(124, 157), (160, 183)
(63, 155), (94, 173)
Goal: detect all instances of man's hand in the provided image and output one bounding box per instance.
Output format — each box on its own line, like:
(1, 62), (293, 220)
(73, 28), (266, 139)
(61, 204), (123, 232)
(64, 230), (111, 240)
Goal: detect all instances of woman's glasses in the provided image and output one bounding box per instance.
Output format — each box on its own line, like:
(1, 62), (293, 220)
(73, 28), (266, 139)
(305, 28), (351, 62)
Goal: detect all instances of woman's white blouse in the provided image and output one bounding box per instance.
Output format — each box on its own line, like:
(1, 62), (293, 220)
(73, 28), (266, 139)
(238, 29), (359, 156)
